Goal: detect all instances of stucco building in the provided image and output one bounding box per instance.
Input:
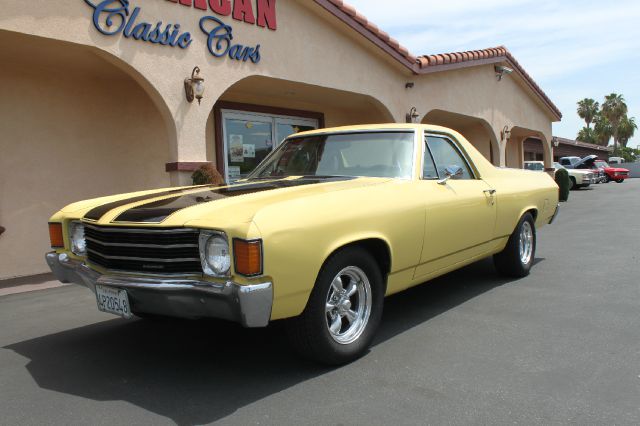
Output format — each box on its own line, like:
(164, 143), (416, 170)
(0, 0), (561, 279)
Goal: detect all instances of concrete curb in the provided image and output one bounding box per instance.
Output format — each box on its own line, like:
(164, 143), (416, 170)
(0, 273), (68, 297)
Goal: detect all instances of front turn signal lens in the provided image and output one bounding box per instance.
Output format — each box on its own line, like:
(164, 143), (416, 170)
(48, 223), (64, 248)
(233, 239), (263, 276)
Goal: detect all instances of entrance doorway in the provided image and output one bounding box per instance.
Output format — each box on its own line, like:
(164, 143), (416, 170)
(220, 109), (318, 182)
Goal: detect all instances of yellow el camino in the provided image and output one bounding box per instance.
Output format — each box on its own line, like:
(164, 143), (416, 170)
(46, 124), (559, 364)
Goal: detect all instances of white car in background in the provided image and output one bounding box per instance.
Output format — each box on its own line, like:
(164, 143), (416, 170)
(523, 161), (594, 189)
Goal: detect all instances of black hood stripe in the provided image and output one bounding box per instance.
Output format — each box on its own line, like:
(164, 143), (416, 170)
(84, 188), (194, 221)
(113, 177), (354, 223)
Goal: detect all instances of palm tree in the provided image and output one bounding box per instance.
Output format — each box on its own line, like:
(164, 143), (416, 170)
(577, 127), (597, 145)
(577, 98), (599, 129)
(593, 114), (613, 146)
(617, 115), (637, 148)
(602, 93), (628, 150)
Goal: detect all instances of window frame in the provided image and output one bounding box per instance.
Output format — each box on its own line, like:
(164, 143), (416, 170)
(220, 109), (319, 183)
(421, 131), (478, 180)
(213, 101), (325, 183)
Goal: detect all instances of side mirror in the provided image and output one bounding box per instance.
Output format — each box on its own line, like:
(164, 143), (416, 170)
(437, 165), (464, 185)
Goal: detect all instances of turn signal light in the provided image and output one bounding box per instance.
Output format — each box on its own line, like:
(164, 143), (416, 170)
(233, 239), (263, 276)
(49, 223), (64, 248)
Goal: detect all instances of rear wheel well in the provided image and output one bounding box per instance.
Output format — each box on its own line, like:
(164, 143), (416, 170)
(525, 209), (538, 222)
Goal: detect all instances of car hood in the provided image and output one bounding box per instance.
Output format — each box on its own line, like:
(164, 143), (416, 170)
(572, 155), (598, 168)
(605, 167), (629, 172)
(68, 177), (392, 228)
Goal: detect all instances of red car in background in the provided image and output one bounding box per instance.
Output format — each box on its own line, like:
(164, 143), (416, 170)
(560, 156), (630, 183)
(594, 159), (630, 183)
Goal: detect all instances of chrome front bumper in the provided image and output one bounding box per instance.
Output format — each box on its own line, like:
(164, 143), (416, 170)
(45, 252), (273, 327)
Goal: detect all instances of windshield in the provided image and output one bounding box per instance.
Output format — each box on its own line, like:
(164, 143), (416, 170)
(595, 160), (609, 168)
(248, 131), (415, 180)
(553, 162), (565, 170)
(524, 162), (544, 171)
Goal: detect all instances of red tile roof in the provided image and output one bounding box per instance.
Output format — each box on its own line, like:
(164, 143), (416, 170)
(313, 0), (562, 120)
(320, 0), (417, 63)
(418, 46), (562, 119)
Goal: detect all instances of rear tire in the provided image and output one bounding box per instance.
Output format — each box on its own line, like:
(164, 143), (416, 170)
(494, 213), (536, 278)
(286, 247), (385, 365)
(569, 177), (576, 190)
(604, 175), (611, 183)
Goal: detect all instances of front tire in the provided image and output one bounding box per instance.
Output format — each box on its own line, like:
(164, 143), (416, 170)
(286, 247), (385, 365)
(569, 177), (576, 190)
(494, 213), (536, 278)
(615, 179), (624, 183)
(604, 175), (611, 183)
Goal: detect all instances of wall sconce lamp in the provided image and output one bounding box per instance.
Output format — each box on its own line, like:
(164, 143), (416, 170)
(495, 65), (514, 81)
(553, 137), (560, 148)
(406, 107), (420, 123)
(184, 66), (205, 105)
(501, 125), (511, 141)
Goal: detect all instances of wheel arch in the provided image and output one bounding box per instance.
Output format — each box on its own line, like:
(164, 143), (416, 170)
(515, 207), (538, 229)
(322, 236), (393, 279)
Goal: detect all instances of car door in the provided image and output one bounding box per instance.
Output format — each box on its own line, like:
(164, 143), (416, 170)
(414, 134), (497, 278)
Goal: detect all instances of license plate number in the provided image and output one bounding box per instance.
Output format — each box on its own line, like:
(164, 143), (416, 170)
(95, 284), (132, 319)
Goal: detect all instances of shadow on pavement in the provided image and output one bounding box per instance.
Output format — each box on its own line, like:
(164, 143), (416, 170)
(5, 257), (536, 425)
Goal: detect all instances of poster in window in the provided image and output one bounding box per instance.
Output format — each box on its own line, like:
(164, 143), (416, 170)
(229, 135), (244, 162)
(228, 166), (241, 180)
(243, 144), (256, 158)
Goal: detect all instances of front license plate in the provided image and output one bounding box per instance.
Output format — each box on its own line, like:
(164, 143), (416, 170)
(95, 284), (132, 319)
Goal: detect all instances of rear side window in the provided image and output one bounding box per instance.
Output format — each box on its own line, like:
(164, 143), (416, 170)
(425, 136), (474, 180)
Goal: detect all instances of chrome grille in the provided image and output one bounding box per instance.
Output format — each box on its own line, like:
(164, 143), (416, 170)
(84, 224), (202, 274)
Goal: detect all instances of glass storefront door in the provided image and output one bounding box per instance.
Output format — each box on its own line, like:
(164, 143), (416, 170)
(221, 110), (318, 183)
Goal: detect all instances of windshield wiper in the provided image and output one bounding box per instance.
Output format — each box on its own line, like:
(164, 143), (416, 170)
(244, 176), (287, 181)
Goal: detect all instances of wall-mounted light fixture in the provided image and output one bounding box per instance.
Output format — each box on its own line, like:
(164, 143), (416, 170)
(501, 125), (511, 141)
(553, 137), (560, 147)
(184, 66), (205, 105)
(406, 107), (420, 123)
(495, 65), (514, 81)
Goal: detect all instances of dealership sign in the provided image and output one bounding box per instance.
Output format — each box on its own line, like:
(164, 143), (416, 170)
(84, 0), (277, 64)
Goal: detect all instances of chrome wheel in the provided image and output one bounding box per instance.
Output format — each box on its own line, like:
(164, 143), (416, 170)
(325, 266), (372, 345)
(519, 221), (534, 265)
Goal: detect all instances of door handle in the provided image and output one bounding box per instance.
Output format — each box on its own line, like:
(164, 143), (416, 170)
(483, 189), (496, 205)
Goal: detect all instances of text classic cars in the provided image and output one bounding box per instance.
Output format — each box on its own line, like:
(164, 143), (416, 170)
(46, 124), (559, 364)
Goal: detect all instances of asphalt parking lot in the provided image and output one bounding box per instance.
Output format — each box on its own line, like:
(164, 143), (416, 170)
(1, 180), (639, 425)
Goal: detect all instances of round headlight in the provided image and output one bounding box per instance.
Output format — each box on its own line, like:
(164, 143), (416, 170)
(203, 235), (230, 276)
(69, 221), (86, 256)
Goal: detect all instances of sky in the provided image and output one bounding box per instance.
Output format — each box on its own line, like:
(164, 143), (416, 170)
(348, 0), (640, 148)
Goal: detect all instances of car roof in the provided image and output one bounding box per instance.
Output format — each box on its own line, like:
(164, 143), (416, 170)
(293, 123), (452, 137)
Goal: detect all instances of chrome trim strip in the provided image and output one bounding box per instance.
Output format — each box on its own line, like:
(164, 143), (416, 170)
(87, 262), (204, 278)
(87, 249), (200, 263)
(85, 236), (198, 249)
(83, 223), (198, 234)
(96, 275), (228, 292)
